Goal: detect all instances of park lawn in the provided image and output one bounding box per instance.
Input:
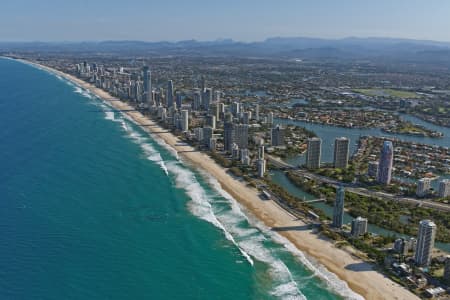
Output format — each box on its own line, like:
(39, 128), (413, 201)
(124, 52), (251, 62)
(353, 88), (420, 99)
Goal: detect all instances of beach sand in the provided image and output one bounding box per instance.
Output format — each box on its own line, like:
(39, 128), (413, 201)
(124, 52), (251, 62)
(29, 61), (419, 300)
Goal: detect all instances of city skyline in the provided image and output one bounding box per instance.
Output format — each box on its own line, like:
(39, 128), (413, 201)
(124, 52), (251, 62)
(2, 0), (450, 42)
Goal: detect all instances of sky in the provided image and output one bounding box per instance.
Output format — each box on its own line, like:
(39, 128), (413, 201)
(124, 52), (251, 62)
(1, 0), (450, 42)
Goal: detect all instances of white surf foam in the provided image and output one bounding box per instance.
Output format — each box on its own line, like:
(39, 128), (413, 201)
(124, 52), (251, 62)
(164, 160), (254, 265)
(73, 86), (94, 99)
(21, 61), (362, 299)
(202, 173), (363, 300)
(104, 111), (115, 121)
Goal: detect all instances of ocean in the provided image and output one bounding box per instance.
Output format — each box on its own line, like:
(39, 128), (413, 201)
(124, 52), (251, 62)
(0, 58), (361, 299)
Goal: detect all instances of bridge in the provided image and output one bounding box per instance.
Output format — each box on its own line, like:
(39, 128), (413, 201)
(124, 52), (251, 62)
(303, 198), (326, 203)
(266, 155), (295, 169)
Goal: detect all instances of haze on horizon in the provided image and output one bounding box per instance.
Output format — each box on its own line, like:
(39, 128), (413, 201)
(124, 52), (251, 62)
(1, 0), (450, 43)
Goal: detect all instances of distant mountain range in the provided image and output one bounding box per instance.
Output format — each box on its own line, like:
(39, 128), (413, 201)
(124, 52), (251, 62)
(2, 37), (450, 64)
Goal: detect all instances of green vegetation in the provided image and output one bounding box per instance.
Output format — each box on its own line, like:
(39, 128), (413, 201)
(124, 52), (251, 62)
(354, 88), (420, 99)
(314, 164), (356, 183)
(209, 151), (232, 168)
(264, 180), (329, 221)
(286, 171), (450, 243)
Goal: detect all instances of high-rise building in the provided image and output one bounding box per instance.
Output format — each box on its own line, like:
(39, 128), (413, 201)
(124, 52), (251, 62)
(258, 145), (265, 160)
(271, 125), (285, 146)
(332, 186), (345, 229)
(214, 90), (221, 102)
(223, 122), (248, 152)
(231, 143), (240, 160)
(255, 104), (260, 121)
(175, 91), (182, 108)
(416, 178), (432, 197)
(224, 122), (235, 152)
(202, 88), (212, 110)
(219, 103), (225, 120)
(213, 103), (220, 121)
(415, 220), (436, 267)
(203, 127), (213, 146)
(201, 76), (206, 92)
(142, 66), (152, 105)
(444, 256), (450, 283)
(231, 101), (240, 116)
(306, 137), (322, 169)
(333, 137), (350, 169)
(394, 238), (408, 256)
(268, 112), (274, 124)
(166, 80), (174, 108)
(240, 148), (250, 165)
(257, 159), (266, 178)
(438, 179), (450, 198)
(193, 91), (202, 111)
(209, 138), (217, 151)
(377, 141), (394, 185)
(242, 112), (250, 124)
(181, 110), (189, 132)
(206, 115), (216, 129)
(235, 124), (249, 150)
(351, 217), (368, 237)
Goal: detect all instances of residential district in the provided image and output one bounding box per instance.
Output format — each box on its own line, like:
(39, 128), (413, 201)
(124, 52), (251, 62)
(9, 54), (450, 298)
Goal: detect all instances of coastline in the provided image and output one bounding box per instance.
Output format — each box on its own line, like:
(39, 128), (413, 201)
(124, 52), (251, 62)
(21, 59), (418, 300)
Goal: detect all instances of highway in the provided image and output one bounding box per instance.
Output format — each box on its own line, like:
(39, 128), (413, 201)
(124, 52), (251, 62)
(266, 155), (450, 212)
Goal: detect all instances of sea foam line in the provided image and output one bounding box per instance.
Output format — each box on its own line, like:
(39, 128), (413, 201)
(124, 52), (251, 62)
(203, 174), (363, 300)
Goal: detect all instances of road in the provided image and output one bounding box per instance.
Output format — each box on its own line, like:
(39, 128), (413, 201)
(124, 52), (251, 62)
(266, 155), (450, 212)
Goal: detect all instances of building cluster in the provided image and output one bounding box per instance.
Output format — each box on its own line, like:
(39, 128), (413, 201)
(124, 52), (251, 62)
(305, 136), (350, 169)
(358, 136), (450, 194)
(331, 185), (369, 237)
(75, 63), (297, 178)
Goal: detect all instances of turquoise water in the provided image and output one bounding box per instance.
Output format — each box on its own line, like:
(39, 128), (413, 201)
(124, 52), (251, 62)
(0, 58), (364, 299)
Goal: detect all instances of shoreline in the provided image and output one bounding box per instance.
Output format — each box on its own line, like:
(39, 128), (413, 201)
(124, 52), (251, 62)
(20, 59), (418, 300)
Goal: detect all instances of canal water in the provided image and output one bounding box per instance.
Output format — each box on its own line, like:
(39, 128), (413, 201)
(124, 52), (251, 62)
(270, 170), (450, 253)
(276, 115), (450, 166)
(272, 115), (450, 252)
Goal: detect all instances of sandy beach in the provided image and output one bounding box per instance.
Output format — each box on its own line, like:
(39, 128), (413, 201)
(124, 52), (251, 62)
(27, 60), (419, 300)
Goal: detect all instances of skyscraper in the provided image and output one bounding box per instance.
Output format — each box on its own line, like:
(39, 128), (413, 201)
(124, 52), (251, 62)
(235, 124), (249, 150)
(306, 137), (322, 169)
(142, 66), (152, 105)
(271, 125), (285, 146)
(166, 80), (174, 108)
(332, 186), (345, 229)
(416, 178), (432, 197)
(333, 137), (350, 169)
(224, 123), (248, 152)
(202, 88), (212, 110)
(257, 159), (266, 178)
(415, 220), (437, 267)
(193, 91), (202, 111)
(231, 101), (240, 117)
(255, 104), (260, 121)
(201, 76), (206, 92)
(438, 179), (450, 198)
(175, 91), (182, 108)
(181, 110), (189, 132)
(351, 217), (368, 237)
(267, 112), (274, 124)
(377, 141), (394, 185)
(224, 122), (235, 152)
